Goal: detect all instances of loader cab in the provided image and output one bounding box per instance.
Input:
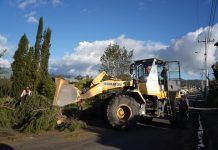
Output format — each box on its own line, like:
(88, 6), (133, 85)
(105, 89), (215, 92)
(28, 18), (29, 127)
(130, 58), (181, 98)
(130, 58), (164, 83)
(130, 58), (154, 82)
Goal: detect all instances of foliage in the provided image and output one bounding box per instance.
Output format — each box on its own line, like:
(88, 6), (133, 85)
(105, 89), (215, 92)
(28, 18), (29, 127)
(211, 62), (218, 80)
(56, 119), (86, 132)
(0, 93), (86, 133)
(207, 81), (218, 107)
(11, 17), (55, 99)
(40, 28), (51, 78)
(25, 47), (36, 90)
(33, 17), (43, 76)
(0, 78), (12, 98)
(11, 34), (29, 98)
(207, 92), (218, 107)
(14, 93), (59, 133)
(37, 27), (56, 99)
(38, 77), (56, 100)
(0, 98), (16, 128)
(73, 77), (93, 91)
(100, 43), (133, 80)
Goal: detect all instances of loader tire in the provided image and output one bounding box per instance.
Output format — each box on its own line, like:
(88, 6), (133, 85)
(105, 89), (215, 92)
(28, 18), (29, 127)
(106, 95), (140, 130)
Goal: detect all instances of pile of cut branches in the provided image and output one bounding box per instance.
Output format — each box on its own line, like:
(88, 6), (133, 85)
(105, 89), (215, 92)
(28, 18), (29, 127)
(0, 93), (86, 133)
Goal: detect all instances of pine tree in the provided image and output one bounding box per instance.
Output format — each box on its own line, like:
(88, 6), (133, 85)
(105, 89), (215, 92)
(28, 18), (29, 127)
(100, 44), (133, 80)
(38, 28), (55, 99)
(34, 17), (43, 63)
(41, 28), (51, 77)
(11, 34), (29, 98)
(212, 62), (218, 80)
(25, 47), (35, 90)
(33, 17), (43, 90)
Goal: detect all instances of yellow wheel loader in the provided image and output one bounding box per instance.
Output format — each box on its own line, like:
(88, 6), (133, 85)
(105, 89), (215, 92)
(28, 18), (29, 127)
(53, 58), (189, 130)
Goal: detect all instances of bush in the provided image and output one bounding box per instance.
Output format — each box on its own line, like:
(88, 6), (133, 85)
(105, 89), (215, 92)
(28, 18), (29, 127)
(14, 93), (59, 133)
(0, 98), (16, 128)
(0, 78), (12, 98)
(56, 119), (86, 132)
(38, 77), (56, 100)
(0, 93), (86, 133)
(207, 91), (218, 107)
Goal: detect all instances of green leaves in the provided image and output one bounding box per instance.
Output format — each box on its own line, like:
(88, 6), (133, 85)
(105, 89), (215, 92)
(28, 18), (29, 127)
(11, 17), (55, 99)
(100, 43), (133, 80)
(212, 62), (218, 80)
(11, 34), (29, 98)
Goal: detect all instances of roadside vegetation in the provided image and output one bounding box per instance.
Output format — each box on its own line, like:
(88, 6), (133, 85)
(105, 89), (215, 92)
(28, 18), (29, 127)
(207, 62), (218, 107)
(0, 16), (133, 133)
(0, 17), (86, 133)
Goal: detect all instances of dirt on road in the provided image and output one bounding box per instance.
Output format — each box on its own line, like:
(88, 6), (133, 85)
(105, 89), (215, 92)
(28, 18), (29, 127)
(1, 92), (218, 150)
(0, 114), (198, 150)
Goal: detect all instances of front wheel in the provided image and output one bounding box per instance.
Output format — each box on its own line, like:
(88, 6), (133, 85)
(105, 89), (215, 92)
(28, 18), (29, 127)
(106, 95), (140, 130)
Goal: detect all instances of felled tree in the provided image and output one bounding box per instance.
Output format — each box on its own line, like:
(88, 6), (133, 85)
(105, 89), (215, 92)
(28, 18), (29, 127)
(11, 34), (29, 98)
(100, 43), (133, 80)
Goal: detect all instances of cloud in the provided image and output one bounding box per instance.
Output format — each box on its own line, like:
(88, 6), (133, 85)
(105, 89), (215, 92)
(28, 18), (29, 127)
(50, 24), (218, 79)
(0, 35), (11, 68)
(0, 58), (11, 68)
(25, 11), (38, 24)
(51, 0), (62, 6)
(158, 24), (218, 77)
(50, 35), (167, 76)
(138, 2), (145, 6)
(80, 8), (88, 14)
(17, 0), (62, 9)
(18, 0), (37, 9)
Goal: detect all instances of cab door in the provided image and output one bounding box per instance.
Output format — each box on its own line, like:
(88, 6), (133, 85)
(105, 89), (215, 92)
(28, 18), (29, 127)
(166, 61), (181, 92)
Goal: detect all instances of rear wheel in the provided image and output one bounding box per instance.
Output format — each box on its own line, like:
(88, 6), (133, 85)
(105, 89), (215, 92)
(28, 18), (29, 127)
(106, 95), (140, 130)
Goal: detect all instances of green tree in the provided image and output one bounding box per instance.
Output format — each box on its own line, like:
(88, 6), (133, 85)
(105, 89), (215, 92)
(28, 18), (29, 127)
(25, 47), (35, 89)
(38, 28), (55, 99)
(212, 62), (218, 80)
(11, 34), (29, 98)
(41, 28), (51, 77)
(34, 17), (43, 63)
(33, 17), (43, 90)
(100, 44), (133, 80)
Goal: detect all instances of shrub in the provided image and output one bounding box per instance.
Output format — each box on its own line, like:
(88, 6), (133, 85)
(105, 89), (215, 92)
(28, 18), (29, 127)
(0, 98), (16, 128)
(0, 78), (12, 98)
(56, 119), (86, 132)
(14, 93), (59, 133)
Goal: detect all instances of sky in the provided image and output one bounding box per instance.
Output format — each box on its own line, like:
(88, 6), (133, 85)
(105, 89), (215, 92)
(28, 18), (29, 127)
(0, 0), (218, 79)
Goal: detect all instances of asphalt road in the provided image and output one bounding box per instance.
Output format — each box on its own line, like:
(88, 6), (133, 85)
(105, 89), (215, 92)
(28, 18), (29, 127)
(1, 92), (217, 150)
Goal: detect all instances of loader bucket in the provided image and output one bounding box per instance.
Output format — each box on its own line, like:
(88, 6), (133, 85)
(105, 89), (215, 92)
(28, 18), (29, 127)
(53, 78), (81, 107)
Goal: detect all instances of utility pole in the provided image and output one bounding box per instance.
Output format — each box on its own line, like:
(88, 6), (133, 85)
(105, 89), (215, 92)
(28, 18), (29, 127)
(198, 38), (214, 98)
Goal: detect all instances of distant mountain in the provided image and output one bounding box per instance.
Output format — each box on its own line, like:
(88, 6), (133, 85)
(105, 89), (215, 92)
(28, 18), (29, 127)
(181, 79), (202, 89)
(0, 68), (12, 79)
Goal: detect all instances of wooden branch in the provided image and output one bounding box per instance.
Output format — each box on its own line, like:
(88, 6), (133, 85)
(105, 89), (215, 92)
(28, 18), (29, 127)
(0, 105), (15, 110)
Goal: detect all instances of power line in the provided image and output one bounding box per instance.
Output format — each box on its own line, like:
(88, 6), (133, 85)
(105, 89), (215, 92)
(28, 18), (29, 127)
(197, 0), (218, 98)
(207, 0), (218, 40)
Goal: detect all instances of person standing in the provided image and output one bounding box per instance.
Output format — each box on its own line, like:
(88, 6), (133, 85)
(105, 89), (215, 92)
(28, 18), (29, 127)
(20, 87), (32, 101)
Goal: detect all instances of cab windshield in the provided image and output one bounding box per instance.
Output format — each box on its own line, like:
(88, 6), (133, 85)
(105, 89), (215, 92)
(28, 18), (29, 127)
(132, 59), (153, 82)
